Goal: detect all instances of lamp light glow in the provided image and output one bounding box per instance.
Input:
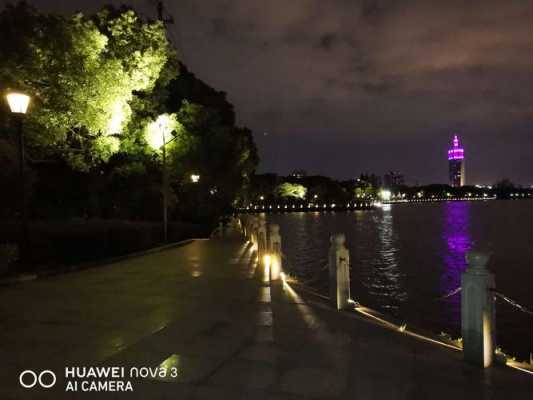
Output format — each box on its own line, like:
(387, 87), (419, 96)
(145, 114), (178, 150)
(190, 174), (200, 183)
(379, 189), (392, 201)
(6, 92), (30, 114)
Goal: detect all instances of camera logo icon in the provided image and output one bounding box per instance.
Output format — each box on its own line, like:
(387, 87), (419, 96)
(19, 370), (56, 389)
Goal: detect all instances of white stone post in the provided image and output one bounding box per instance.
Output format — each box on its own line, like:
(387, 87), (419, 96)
(251, 216), (260, 247)
(269, 224), (282, 281)
(328, 233), (351, 310)
(243, 215), (251, 241)
(237, 216), (245, 239)
(257, 218), (267, 260)
(461, 251), (495, 368)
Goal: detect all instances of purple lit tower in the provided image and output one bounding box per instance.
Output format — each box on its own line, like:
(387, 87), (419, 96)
(448, 134), (465, 187)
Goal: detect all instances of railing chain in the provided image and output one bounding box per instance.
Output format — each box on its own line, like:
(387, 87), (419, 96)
(435, 286), (462, 301)
(493, 291), (533, 317)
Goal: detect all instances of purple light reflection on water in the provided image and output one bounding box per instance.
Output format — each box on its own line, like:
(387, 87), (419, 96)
(439, 201), (473, 330)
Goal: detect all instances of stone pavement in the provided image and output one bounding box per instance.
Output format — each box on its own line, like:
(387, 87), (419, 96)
(0, 235), (531, 399)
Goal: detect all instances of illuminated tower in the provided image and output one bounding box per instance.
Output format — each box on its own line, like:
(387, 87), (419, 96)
(448, 134), (465, 187)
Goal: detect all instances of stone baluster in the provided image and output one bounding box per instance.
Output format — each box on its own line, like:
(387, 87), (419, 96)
(461, 251), (495, 368)
(246, 215), (255, 244)
(269, 224), (282, 281)
(241, 217), (247, 240)
(257, 218), (267, 260)
(251, 216), (259, 247)
(328, 233), (351, 310)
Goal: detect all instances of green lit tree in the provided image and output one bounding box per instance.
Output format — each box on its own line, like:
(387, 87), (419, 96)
(275, 182), (307, 200)
(0, 2), (177, 171)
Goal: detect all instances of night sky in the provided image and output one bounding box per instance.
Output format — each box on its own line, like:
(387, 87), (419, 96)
(6, 0), (533, 184)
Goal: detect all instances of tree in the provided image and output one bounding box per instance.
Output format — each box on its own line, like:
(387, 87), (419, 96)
(0, 2), (177, 171)
(275, 182), (307, 200)
(0, 2), (258, 223)
(168, 101), (258, 218)
(166, 63), (235, 125)
(354, 181), (374, 199)
(493, 178), (515, 199)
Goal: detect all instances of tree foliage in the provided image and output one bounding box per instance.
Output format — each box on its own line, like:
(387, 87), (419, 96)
(0, 2), (258, 223)
(168, 101), (258, 212)
(0, 2), (176, 170)
(275, 182), (307, 200)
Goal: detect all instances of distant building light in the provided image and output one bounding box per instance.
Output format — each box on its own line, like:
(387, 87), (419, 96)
(379, 190), (392, 201)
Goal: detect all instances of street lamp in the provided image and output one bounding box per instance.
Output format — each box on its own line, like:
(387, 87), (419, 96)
(6, 91), (31, 258)
(190, 174), (200, 183)
(146, 114), (175, 243)
(6, 93), (30, 114)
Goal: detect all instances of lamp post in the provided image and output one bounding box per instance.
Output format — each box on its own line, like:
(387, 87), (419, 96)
(158, 121), (173, 243)
(6, 92), (31, 258)
(146, 115), (175, 243)
(161, 127), (169, 243)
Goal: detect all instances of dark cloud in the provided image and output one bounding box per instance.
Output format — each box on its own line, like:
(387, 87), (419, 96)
(4, 0), (533, 184)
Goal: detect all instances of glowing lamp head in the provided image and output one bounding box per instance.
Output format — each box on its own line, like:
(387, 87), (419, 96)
(6, 92), (30, 114)
(145, 114), (177, 149)
(190, 174), (200, 183)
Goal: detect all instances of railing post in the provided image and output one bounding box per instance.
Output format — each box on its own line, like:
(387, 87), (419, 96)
(238, 216), (245, 239)
(253, 216), (261, 247)
(248, 216), (255, 243)
(257, 218), (267, 260)
(461, 251), (495, 368)
(243, 215), (251, 241)
(269, 224), (282, 281)
(328, 233), (351, 310)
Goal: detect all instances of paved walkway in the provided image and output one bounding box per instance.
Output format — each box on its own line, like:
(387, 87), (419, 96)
(1, 235), (531, 399)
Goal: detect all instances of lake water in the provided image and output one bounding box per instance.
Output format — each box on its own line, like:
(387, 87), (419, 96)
(265, 200), (533, 360)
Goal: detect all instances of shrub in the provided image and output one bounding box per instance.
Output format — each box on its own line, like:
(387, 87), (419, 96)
(0, 243), (19, 275)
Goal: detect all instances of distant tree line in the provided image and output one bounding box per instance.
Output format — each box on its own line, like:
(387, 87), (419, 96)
(248, 174), (532, 204)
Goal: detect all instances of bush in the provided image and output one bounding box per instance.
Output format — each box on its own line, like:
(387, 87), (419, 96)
(0, 243), (19, 275)
(0, 220), (212, 272)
